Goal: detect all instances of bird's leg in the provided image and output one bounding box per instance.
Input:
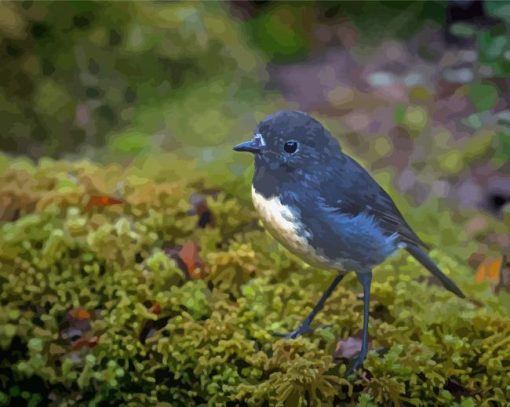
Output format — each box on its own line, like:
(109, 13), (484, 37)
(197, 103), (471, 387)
(346, 270), (372, 375)
(274, 273), (344, 339)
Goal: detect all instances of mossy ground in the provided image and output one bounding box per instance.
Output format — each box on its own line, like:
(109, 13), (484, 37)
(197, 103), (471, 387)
(0, 156), (509, 406)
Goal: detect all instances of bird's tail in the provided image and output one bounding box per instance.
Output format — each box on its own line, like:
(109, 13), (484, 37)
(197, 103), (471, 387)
(405, 244), (465, 298)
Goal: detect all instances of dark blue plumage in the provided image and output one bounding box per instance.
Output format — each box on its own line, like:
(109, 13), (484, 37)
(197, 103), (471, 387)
(234, 110), (465, 375)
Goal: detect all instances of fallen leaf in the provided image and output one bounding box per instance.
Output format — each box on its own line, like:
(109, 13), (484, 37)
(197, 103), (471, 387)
(150, 303), (161, 315)
(68, 307), (91, 321)
(475, 256), (503, 284)
(85, 195), (124, 210)
(175, 242), (206, 277)
(61, 307), (94, 346)
(334, 336), (363, 360)
(71, 335), (100, 351)
(165, 241), (208, 280)
(179, 241), (201, 274)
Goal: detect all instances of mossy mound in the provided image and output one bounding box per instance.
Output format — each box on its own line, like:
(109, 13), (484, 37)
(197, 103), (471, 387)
(0, 156), (509, 406)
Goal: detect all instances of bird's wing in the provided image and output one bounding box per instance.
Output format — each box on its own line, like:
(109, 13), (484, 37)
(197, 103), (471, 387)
(322, 155), (428, 249)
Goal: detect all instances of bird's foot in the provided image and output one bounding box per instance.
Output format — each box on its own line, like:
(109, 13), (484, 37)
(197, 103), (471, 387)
(345, 349), (368, 376)
(273, 323), (331, 339)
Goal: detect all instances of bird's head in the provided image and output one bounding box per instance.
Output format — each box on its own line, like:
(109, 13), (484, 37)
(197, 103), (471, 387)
(233, 111), (342, 178)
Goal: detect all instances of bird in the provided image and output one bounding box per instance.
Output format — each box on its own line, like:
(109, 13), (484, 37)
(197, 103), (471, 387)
(233, 110), (465, 375)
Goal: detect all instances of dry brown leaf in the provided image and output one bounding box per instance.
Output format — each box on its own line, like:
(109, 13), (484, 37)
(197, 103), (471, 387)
(165, 241), (207, 280)
(334, 336), (363, 360)
(67, 307), (91, 320)
(85, 195), (124, 210)
(475, 256), (503, 284)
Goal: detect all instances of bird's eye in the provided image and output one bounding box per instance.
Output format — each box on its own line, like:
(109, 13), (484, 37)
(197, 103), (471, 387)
(284, 140), (298, 154)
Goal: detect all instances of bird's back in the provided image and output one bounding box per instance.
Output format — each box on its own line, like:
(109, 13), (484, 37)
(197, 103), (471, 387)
(321, 155), (427, 249)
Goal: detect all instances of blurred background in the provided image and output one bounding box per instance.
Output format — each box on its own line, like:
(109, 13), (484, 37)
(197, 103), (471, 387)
(0, 0), (508, 219)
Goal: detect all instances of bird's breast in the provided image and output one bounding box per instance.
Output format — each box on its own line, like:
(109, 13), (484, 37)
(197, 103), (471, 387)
(251, 186), (337, 269)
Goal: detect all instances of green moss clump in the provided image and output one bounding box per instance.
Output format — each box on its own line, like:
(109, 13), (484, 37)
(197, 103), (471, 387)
(1, 156), (509, 406)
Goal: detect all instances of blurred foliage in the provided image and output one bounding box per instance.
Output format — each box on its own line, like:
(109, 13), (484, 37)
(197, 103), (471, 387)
(449, 0), (510, 78)
(1, 0), (508, 169)
(246, 3), (312, 62)
(0, 1), (268, 157)
(242, 1), (447, 62)
(0, 0), (458, 159)
(454, 0), (510, 169)
(482, 0), (510, 76)
(0, 155), (509, 405)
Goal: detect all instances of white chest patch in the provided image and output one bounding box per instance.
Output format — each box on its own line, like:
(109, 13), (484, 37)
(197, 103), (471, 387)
(252, 186), (333, 268)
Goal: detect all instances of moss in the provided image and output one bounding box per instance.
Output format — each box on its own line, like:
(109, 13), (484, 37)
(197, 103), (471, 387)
(0, 156), (509, 406)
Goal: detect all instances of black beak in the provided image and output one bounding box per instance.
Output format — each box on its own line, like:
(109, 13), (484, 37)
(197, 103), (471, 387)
(233, 138), (264, 154)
